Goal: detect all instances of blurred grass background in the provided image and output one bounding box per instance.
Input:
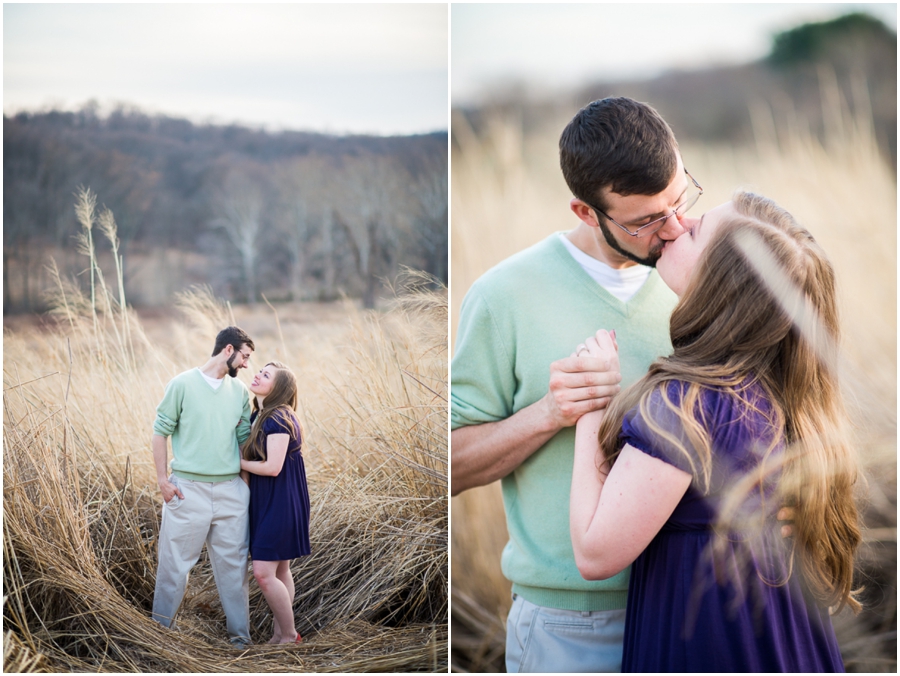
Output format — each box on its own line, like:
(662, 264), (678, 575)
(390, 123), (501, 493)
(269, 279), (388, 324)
(450, 11), (896, 673)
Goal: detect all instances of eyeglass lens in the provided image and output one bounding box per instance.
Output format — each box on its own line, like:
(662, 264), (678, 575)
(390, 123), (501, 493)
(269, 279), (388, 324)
(634, 189), (700, 236)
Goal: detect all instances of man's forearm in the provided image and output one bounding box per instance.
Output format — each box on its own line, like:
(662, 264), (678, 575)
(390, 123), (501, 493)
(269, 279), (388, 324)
(151, 434), (170, 483)
(451, 396), (562, 496)
(452, 345), (622, 496)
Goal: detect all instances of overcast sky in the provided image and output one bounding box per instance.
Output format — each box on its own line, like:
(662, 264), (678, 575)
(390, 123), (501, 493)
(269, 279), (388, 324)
(452, 3), (897, 106)
(4, 3), (448, 136)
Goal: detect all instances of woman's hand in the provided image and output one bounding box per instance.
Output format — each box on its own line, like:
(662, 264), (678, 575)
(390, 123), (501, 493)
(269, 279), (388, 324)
(575, 328), (618, 360)
(573, 329), (620, 429)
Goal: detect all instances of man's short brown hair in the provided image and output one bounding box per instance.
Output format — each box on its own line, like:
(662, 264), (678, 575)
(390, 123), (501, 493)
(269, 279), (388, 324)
(212, 326), (255, 356)
(559, 97), (679, 211)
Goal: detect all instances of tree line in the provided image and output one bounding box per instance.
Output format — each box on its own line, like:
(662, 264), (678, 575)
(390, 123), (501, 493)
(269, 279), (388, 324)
(4, 106), (448, 312)
(458, 12), (896, 168)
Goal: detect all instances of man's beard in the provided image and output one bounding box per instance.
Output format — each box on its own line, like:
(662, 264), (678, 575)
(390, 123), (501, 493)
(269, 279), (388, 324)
(598, 219), (663, 267)
(226, 353), (239, 378)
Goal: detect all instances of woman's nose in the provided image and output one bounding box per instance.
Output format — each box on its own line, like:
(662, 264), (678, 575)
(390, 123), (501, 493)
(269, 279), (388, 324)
(658, 212), (689, 239)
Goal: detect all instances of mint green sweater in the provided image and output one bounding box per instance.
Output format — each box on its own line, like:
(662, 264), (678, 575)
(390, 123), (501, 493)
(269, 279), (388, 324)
(153, 368), (252, 482)
(451, 234), (678, 611)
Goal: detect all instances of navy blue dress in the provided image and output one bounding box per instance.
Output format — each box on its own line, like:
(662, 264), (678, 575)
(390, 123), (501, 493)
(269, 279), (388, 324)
(619, 380), (844, 672)
(248, 409), (311, 561)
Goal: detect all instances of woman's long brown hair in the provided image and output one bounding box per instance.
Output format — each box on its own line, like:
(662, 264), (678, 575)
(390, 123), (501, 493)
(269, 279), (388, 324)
(241, 361), (302, 461)
(597, 191), (861, 613)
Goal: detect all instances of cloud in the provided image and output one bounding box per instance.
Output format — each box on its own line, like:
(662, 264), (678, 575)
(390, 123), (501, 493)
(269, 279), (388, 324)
(3, 3), (448, 134)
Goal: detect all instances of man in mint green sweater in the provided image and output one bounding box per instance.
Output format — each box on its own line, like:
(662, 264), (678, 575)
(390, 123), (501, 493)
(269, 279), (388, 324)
(151, 326), (255, 646)
(452, 98), (702, 672)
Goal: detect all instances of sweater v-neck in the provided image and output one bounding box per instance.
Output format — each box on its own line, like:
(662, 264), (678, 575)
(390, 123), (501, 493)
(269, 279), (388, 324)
(547, 233), (665, 315)
(195, 367), (229, 393)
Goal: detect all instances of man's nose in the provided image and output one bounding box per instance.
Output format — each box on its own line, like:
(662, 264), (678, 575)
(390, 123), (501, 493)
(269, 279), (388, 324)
(658, 212), (689, 239)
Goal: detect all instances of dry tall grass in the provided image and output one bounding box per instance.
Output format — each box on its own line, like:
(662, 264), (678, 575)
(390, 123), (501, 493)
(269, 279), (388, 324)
(450, 102), (896, 672)
(3, 191), (448, 672)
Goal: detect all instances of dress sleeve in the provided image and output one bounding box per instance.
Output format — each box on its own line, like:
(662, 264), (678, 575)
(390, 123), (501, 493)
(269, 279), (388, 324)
(619, 381), (701, 476)
(261, 409), (297, 437)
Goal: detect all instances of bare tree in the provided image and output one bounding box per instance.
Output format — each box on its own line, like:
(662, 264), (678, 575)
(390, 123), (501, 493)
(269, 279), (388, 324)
(408, 148), (448, 283)
(210, 164), (267, 303)
(332, 153), (412, 308)
(273, 154), (336, 300)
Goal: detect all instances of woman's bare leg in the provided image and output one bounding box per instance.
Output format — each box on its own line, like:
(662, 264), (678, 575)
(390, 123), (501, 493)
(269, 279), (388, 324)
(269, 615), (282, 644)
(269, 562), (295, 643)
(253, 560), (298, 644)
(276, 561), (295, 612)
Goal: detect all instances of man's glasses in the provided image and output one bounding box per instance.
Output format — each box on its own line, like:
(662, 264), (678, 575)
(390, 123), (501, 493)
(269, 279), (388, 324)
(586, 170), (703, 238)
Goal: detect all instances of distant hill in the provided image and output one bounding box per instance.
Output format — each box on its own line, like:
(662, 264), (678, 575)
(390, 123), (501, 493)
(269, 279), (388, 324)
(4, 108), (448, 312)
(456, 12), (896, 167)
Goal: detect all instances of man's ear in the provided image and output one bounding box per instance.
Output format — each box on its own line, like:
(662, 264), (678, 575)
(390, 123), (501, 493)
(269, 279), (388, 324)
(223, 344), (234, 358)
(570, 198), (601, 229)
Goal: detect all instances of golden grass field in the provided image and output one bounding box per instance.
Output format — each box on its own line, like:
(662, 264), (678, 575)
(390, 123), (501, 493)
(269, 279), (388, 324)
(3, 195), (448, 672)
(450, 104), (897, 672)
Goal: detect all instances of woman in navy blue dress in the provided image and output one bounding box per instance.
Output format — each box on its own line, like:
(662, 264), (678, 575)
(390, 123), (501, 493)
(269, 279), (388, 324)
(240, 361), (311, 644)
(570, 192), (860, 671)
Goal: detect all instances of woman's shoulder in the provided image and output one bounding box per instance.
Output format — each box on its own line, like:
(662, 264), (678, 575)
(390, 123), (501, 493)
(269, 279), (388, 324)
(674, 376), (780, 449)
(261, 407), (300, 435)
(634, 376), (775, 432)
(707, 377), (775, 424)
(653, 375), (770, 408)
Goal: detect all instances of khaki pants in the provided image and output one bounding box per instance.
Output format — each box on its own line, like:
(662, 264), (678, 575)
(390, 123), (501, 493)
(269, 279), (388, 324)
(152, 475), (251, 642)
(505, 594), (626, 673)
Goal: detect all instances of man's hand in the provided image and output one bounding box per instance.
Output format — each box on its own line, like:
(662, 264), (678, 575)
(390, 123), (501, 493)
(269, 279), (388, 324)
(152, 434), (183, 503)
(777, 506), (795, 538)
(158, 477), (185, 504)
(451, 328), (621, 495)
(542, 329), (621, 428)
